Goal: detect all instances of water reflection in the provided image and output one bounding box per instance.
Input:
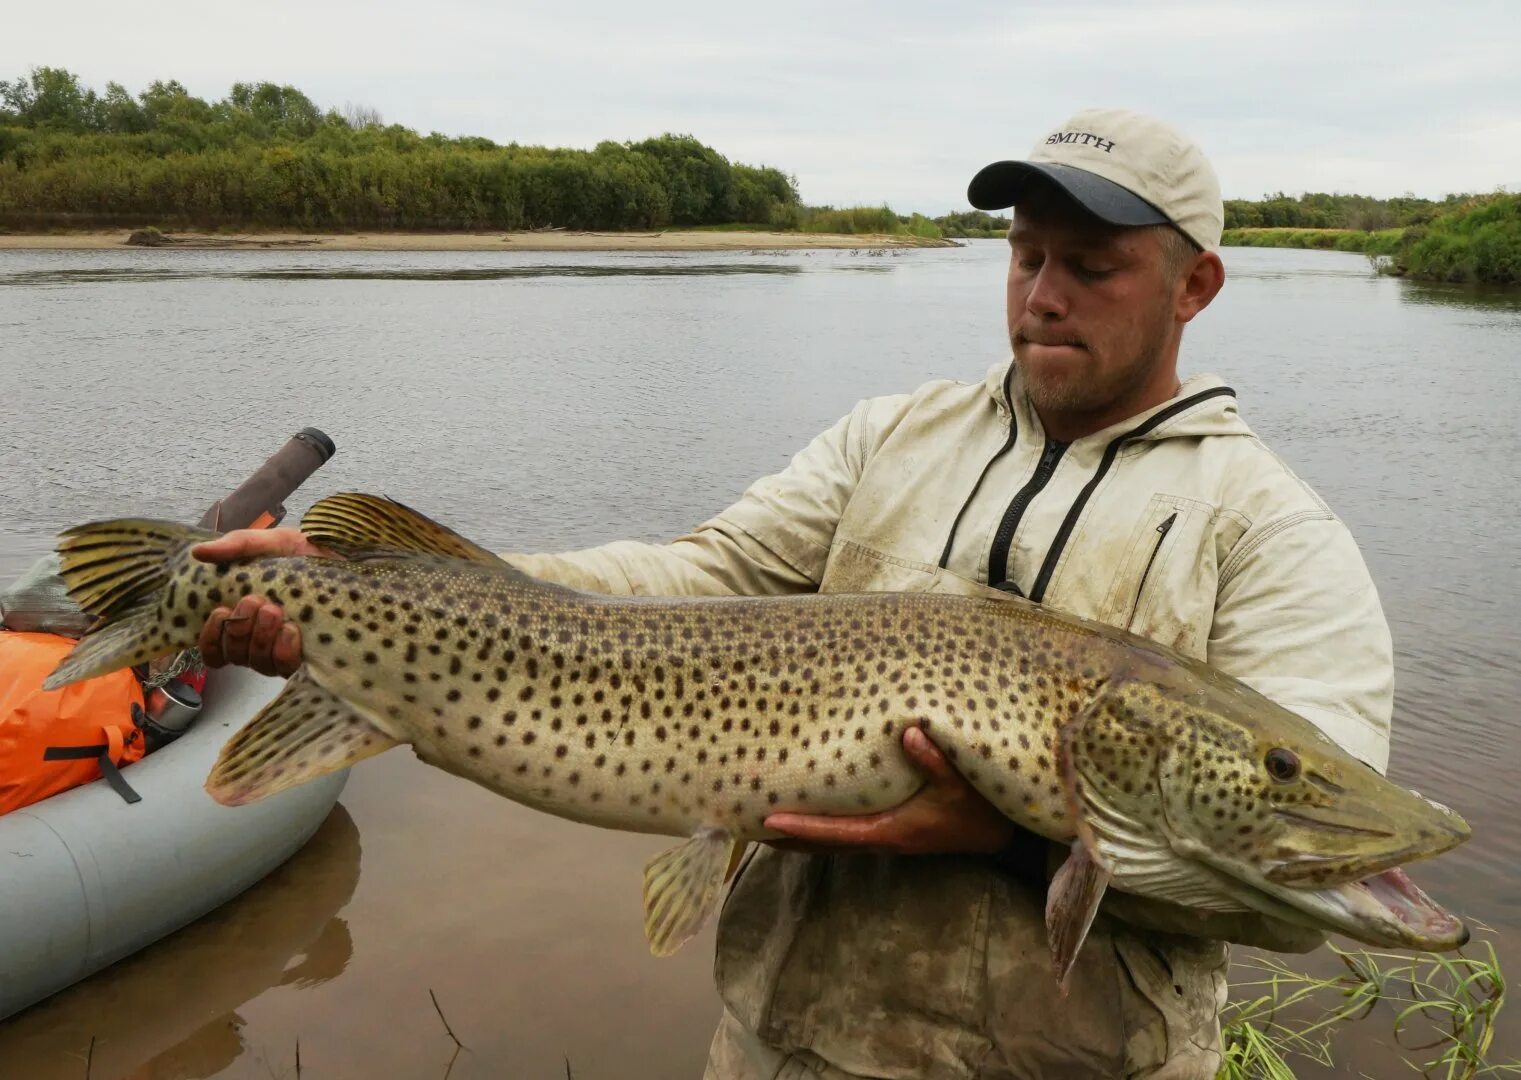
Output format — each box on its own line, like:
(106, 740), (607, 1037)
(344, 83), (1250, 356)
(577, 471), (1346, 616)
(1397, 279), (1521, 312)
(0, 805), (360, 1079)
(0, 264), (805, 286)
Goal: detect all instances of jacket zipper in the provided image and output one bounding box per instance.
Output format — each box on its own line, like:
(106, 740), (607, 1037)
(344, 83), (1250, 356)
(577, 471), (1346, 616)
(1126, 512), (1177, 627)
(987, 437), (1067, 593)
(939, 367), (1019, 569)
(1028, 386), (1235, 604)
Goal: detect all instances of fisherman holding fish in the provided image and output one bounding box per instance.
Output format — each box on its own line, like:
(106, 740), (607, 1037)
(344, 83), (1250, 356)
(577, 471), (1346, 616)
(170, 110), (1412, 1078)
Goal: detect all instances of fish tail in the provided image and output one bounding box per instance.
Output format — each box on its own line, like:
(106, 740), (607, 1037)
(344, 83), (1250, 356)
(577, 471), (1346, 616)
(40, 518), (216, 691)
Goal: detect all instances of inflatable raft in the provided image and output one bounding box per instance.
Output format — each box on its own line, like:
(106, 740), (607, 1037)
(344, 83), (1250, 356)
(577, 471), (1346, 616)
(0, 664), (348, 1021)
(0, 426), (347, 1022)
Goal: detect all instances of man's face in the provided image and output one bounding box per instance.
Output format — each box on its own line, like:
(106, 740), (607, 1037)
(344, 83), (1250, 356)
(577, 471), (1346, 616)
(1006, 192), (1184, 421)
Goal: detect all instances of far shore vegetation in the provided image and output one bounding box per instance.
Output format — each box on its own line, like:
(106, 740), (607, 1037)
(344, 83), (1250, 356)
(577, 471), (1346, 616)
(1223, 191), (1521, 286)
(0, 67), (972, 243)
(3, 68), (1514, 283)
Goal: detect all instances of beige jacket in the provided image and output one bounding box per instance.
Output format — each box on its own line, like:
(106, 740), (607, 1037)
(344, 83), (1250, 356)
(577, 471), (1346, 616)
(504, 361), (1395, 1078)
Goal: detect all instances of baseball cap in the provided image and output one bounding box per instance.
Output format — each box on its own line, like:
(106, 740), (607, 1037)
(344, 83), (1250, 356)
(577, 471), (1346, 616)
(967, 108), (1223, 251)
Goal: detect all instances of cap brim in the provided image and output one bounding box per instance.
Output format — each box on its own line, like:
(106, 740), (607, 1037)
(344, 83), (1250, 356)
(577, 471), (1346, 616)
(967, 161), (1170, 228)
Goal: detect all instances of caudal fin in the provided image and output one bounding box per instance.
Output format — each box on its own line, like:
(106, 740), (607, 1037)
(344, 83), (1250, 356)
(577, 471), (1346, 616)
(40, 518), (214, 691)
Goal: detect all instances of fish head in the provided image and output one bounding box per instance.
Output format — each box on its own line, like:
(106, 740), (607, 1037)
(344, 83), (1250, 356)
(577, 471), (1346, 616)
(1064, 670), (1471, 951)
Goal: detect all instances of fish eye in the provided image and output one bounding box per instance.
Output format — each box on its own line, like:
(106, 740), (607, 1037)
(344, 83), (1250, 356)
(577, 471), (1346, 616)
(1265, 748), (1300, 782)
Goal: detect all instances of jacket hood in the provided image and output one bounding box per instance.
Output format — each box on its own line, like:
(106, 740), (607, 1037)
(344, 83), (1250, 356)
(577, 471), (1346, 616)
(982, 359), (1255, 447)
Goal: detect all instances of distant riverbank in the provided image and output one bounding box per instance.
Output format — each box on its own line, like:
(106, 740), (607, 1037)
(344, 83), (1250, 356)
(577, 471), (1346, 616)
(0, 228), (958, 252)
(1221, 227), (1404, 255)
(1221, 193), (1520, 286)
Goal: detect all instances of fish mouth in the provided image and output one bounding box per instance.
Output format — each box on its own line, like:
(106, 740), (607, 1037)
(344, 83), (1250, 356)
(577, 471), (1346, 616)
(1263, 799), (1471, 889)
(1292, 867), (1470, 951)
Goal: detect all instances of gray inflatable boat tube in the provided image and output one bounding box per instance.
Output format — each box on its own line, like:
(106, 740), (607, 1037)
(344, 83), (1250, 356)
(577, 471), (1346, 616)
(0, 666), (347, 1020)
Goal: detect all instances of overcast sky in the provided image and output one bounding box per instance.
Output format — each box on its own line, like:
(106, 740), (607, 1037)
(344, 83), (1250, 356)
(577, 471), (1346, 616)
(8, 1), (1520, 214)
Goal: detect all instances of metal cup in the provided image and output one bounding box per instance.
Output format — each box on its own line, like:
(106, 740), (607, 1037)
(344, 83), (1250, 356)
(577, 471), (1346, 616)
(142, 680), (202, 736)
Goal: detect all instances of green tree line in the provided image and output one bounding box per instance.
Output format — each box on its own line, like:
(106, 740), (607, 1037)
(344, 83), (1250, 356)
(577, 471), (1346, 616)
(1222, 191), (1521, 286)
(0, 68), (804, 231)
(1223, 191), (1474, 230)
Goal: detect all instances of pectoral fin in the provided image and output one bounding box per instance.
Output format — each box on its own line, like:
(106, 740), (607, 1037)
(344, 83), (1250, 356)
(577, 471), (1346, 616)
(1046, 842), (1111, 993)
(1058, 681), (1253, 916)
(206, 668), (398, 806)
(642, 827), (738, 957)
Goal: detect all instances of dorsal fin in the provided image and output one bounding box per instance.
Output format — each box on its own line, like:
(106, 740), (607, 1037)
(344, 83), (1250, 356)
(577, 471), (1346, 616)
(300, 493), (505, 564)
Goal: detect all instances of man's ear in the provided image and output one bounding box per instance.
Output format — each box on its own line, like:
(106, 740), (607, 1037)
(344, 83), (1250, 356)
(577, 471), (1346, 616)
(1177, 251), (1225, 324)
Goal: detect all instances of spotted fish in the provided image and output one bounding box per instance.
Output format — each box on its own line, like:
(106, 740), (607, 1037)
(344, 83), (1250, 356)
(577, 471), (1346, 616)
(41, 493), (1472, 983)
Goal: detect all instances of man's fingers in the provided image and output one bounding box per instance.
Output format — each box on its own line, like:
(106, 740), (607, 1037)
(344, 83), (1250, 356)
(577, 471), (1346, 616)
(190, 527), (328, 564)
(217, 596), (264, 668)
(903, 725), (961, 786)
(273, 624), (302, 678)
(248, 605), (284, 677)
(200, 608), (230, 667)
(765, 811), (899, 848)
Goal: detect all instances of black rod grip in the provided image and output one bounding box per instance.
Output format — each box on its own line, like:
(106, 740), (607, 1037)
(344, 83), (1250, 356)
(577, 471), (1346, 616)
(197, 427), (336, 532)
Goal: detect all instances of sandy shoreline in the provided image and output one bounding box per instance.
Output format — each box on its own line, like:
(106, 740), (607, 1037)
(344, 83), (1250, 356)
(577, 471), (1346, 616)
(0, 229), (957, 252)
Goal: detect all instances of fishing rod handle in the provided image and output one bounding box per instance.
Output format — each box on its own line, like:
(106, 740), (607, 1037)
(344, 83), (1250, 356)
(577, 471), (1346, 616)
(196, 427), (337, 532)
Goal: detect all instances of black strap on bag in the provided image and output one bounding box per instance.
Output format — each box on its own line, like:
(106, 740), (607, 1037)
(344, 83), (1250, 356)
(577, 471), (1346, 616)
(41, 745), (143, 804)
(42, 707), (145, 805)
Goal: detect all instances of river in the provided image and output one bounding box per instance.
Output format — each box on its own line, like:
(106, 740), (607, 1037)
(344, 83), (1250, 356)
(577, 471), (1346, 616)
(0, 241), (1517, 1077)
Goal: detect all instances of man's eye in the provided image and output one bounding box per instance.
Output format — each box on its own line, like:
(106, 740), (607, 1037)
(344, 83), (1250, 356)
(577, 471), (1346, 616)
(1076, 264), (1115, 281)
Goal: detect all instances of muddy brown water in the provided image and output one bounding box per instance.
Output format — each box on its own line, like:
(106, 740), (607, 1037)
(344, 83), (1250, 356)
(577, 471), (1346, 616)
(0, 243), (1516, 1077)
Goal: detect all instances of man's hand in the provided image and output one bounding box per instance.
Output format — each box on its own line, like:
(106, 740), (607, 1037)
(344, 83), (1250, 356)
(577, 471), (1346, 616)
(190, 528), (330, 678)
(763, 725), (1018, 856)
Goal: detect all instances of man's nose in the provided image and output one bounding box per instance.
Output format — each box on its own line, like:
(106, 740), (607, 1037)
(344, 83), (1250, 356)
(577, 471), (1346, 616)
(1024, 264), (1068, 320)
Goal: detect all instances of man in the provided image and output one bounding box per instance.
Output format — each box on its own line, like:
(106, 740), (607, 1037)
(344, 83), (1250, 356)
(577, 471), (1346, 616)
(194, 108), (1394, 1078)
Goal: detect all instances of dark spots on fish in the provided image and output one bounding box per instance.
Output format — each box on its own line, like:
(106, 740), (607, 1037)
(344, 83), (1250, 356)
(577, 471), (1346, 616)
(171, 614), (188, 629)
(435, 724), (447, 737)
(518, 685), (534, 702)
(522, 731), (536, 745)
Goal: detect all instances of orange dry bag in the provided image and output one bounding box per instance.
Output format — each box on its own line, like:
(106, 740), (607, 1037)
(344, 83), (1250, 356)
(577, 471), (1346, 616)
(0, 630), (146, 814)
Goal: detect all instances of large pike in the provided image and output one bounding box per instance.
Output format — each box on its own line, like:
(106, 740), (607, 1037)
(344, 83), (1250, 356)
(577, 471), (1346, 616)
(41, 493), (1471, 981)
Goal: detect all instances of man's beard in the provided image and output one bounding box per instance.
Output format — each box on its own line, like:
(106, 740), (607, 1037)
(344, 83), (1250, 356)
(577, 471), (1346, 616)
(1013, 303), (1172, 420)
(1017, 336), (1162, 416)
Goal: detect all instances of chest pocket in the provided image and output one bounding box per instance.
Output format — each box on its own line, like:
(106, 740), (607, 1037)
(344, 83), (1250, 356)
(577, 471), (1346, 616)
(1096, 493), (1219, 660)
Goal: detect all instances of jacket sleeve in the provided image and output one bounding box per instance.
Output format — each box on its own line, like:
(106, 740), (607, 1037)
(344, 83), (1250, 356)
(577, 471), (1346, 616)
(497, 397), (903, 599)
(1208, 513), (1394, 774)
